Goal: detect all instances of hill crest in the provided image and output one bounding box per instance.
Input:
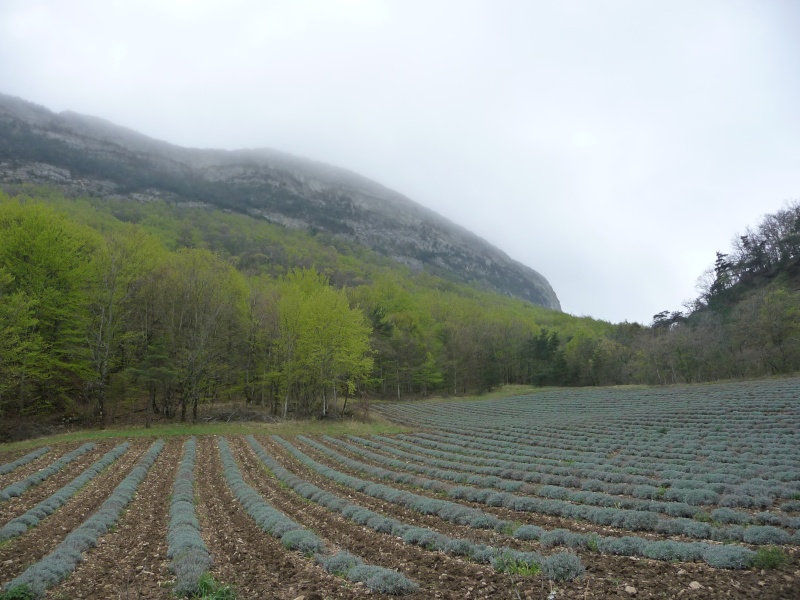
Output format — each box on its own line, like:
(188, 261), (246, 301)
(0, 92), (560, 310)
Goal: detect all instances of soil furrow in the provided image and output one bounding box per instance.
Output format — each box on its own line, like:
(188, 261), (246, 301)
(267, 436), (798, 600)
(194, 436), (367, 599)
(0, 448), (54, 488)
(293, 436), (710, 545)
(235, 436), (548, 599)
(260, 435), (528, 551)
(0, 442), (115, 524)
(0, 441), (149, 584)
(44, 439), (180, 599)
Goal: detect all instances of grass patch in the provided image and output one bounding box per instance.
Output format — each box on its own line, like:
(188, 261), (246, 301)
(0, 415), (407, 452)
(195, 572), (236, 599)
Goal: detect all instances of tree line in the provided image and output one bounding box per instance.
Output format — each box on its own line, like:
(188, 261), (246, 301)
(0, 188), (798, 424)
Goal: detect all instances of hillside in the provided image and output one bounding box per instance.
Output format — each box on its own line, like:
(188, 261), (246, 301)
(0, 93), (560, 310)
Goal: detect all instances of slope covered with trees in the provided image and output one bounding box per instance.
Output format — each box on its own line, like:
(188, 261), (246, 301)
(0, 186), (797, 434)
(0, 187), (603, 431)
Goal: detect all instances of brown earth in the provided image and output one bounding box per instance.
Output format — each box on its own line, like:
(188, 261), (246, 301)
(193, 435), (375, 599)
(229, 435), (521, 599)
(45, 439), (180, 599)
(0, 442), (118, 524)
(0, 435), (797, 600)
(0, 441), (149, 583)
(253, 435), (800, 600)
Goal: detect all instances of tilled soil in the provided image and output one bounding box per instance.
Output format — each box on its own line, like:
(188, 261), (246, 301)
(0, 442), (116, 524)
(285, 437), (700, 546)
(0, 435), (797, 600)
(230, 435), (521, 599)
(0, 447), (56, 489)
(253, 435), (800, 600)
(194, 435), (372, 599)
(45, 439), (180, 599)
(347, 435), (791, 520)
(0, 441), (149, 583)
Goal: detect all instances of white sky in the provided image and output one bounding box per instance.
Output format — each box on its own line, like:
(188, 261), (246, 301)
(1, 0), (798, 324)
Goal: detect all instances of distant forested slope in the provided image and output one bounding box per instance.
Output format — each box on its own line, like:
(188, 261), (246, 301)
(0, 186), (796, 436)
(0, 186), (602, 432)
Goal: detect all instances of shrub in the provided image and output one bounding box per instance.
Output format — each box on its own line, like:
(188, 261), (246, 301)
(539, 529), (569, 548)
(680, 521), (712, 539)
(347, 565), (419, 595)
(701, 545), (754, 569)
(621, 510), (658, 531)
(512, 525), (543, 541)
(541, 552), (585, 581)
(719, 494), (754, 508)
(469, 545), (496, 563)
(780, 500), (800, 512)
(754, 512), (784, 526)
(443, 538), (474, 556)
(401, 527), (445, 551)
(168, 439), (215, 597)
(0, 448), (49, 476)
(751, 546), (788, 570)
(0, 443), (94, 502)
(711, 507), (749, 525)
(643, 540), (682, 561)
(2, 440), (163, 598)
(0, 585), (36, 600)
(317, 550), (363, 576)
(742, 526), (790, 545)
(683, 489), (720, 506)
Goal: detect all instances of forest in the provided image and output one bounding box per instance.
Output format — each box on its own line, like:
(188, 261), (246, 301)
(0, 186), (798, 426)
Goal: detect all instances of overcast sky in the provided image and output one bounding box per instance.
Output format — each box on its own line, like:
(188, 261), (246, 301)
(1, 1), (798, 324)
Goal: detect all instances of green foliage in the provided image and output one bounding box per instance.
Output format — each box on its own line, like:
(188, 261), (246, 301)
(194, 572), (236, 599)
(276, 267), (373, 416)
(492, 550), (542, 576)
(7, 185), (800, 422)
(0, 585), (36, 600)
(0, 197), (100, 414)
(751, 546), (788, 570)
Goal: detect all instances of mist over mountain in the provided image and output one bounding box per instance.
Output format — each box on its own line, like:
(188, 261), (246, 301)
(0, 93), (560, 310)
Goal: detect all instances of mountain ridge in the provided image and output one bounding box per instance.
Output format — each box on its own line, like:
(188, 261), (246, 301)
(0, 92), (560, 310)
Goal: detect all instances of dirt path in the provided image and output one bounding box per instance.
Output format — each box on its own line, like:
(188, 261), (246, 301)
(45, 439), (180, 599)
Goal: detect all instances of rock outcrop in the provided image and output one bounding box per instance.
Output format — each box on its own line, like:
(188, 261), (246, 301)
(0, 93), (560, 310)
